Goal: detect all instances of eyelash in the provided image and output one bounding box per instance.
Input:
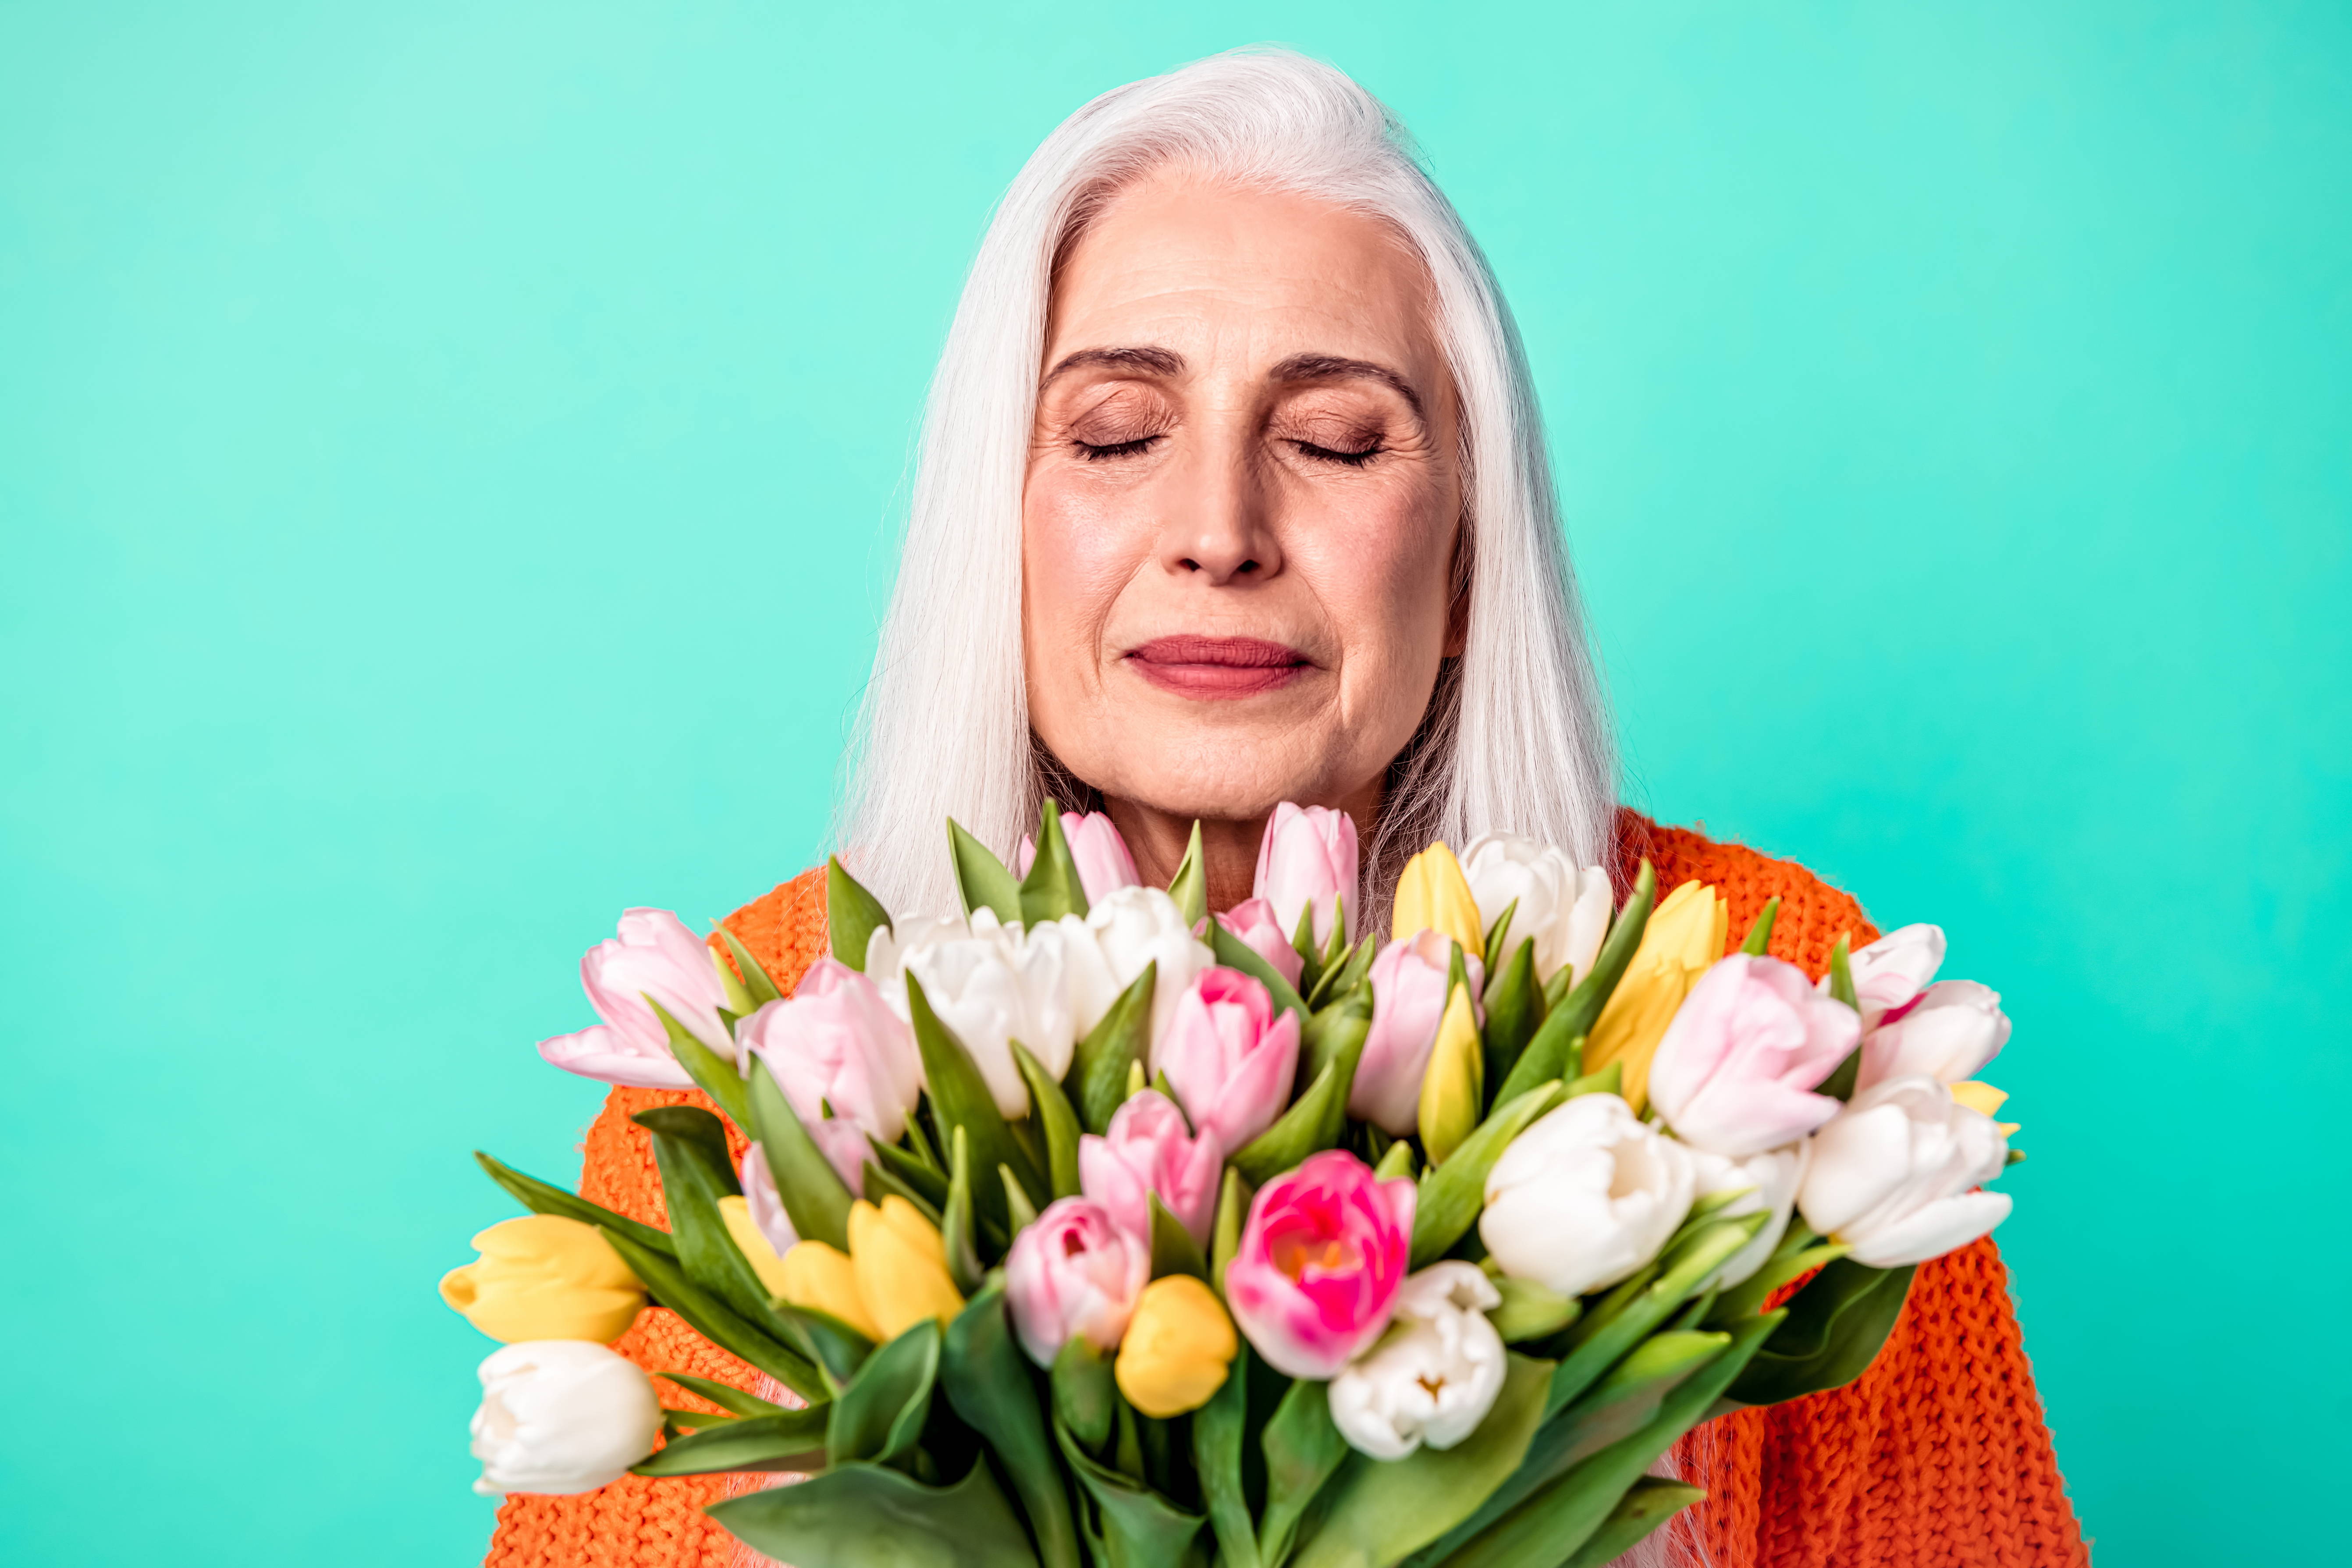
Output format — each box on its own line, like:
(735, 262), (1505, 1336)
(1070, 434), (1384, 466)
(1294, 439), (1382, 468)
(1076, 437), (1158, 461)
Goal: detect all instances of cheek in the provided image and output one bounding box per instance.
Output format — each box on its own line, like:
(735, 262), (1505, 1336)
(1293, 485), (1456, 679)
(1022, 471), (1148, 677)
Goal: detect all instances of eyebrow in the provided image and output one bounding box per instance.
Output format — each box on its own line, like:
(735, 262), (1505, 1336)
(1041, 345), (1186, 386)
(1268, 353), (1425, 420)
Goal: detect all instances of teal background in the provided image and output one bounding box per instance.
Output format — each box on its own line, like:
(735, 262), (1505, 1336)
(3, 2), (2345, 1561)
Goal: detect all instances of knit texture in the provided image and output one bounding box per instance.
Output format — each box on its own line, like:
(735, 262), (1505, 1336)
(483, 813), (2088, 1567)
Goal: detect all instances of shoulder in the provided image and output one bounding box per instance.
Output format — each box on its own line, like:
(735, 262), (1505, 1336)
(712, 865), (831, 995)
(1612, 807), (1879, 979)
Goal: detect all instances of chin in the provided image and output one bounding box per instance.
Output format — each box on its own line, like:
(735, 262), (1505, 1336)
(1081, 728), (1357, 821)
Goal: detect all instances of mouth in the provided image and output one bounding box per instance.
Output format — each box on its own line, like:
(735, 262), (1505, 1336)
(1123, 636), (1314, 699)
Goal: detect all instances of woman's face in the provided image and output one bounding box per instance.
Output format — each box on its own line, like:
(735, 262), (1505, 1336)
(1022, 172), (1463, 843)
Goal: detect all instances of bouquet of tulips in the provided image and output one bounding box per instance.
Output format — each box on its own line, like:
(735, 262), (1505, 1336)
(443, 802), (2020, 1568)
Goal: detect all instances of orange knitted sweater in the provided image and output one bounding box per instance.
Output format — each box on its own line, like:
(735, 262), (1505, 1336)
(482, 812), (2089, 1568)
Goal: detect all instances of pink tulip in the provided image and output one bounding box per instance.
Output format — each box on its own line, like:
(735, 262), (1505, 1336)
(1225, 1150), (1415, 1380)
(1350, 930), (1484, 1136)
(1844, 923), (1947, 1025)
(739, 1143), (801, 1253)
(1157, 968), (1300, 1153)
(1004, 1197), (1152, 1367)
(538, 909), (735, 1088)
(1254, 803), (1360, 948)
(736, 958), (922, 1192)
(1016, 812), (1143, 905)
(1078, 1090), (1224, 1247)
(1858, 979), (2011, 1090)
(1215, 897), (1305, 988)
(1647, 954), (1860, 1158)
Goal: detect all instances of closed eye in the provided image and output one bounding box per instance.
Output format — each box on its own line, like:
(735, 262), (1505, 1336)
(1293, 439), (1382, 468)
(1076, 436), (1160, 461)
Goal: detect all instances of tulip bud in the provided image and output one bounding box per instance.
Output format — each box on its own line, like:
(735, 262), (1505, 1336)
(891, 910), (1118, 1118)
(1016, 811), (1144, 904)
(1087, 885), (1218, 1047)
(1457, 835), (1612, 987)
(1214, 897), (1306, 988)
(849, 1196), (966, 1340)
(1115, 1275), (1240, 1418)
(1799, 1076), (2012, 1268)
(1416, 982), (1483, 1166)
(1686, 1142), (1811, 1290)
(1391, 842), (1485, 958)
(469, 1340), (664, 1496)
(1858, 979), (2011, 1090)
(739, 958), (924, 1189)
(440, 1216), (646, 1345)
(1480, 1093), (1695, 1298)
(1005, 1198), (1151, 1368)
(1646, 953), (1858, 1158)
(1585, 880), (1728, 1113)
(1225, 1150), (1415, 1380)
(1328, 1262), (1507, 1459)
(1844, 924), (1947, 1025)
(538, 909), (738, 1088)
(1079, 1089), (1224, 1247)
(776, 1238), (881, 1340)
(1351, 931), (1484, 1136)
(1158, 967), (1300, 1152)
(1254, 802), (1360, 948)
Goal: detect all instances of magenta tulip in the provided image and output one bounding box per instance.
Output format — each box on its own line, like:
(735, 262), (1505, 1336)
(1253, 803), (1359, 948)
(1003, 1198), (1151, 1367)
(1215, 897), (1305, 988)
(1350, 930), (1483, 1136)
(538, 909), (735, 1089)
(1156, 968), (1300, 1152)
(1646, 954), (1859, 1158)
(1079, 1090), (1224, 1247)
(1224, 1150), (1415, 1380)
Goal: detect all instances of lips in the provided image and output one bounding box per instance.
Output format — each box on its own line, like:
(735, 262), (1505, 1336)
(1124, 636), (1313, 699)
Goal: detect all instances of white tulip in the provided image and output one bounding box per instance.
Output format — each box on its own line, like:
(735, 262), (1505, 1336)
(1457, 834), (1612, 986)
(1840, 923), (1947, 1025)
(1799, 1076), (2012, 1268)
(469, 1340), (663, 1497)
(1084, 885), (1215, 1052)
(1858, 979), (2011, 1090)
(1686, 1141), (1811, 1290)
(1328, 1262), (1507, 1460)
(1479, 1094), (1695, 1298)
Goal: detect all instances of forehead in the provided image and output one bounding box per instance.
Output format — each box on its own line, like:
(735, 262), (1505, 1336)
(1046, 172), (1441, 371)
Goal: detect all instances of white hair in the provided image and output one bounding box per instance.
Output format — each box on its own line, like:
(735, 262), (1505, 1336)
(837, 46), (1616, 921)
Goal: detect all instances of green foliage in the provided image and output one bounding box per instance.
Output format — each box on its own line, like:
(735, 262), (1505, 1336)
(1167, 820), (1208, 929)
(1232, 1014), (1368, 1186)
(1818, 935), (1863, 1100)
(906, 970), (1045, 1227)
(746, 1057), (854, 1252)
(1737, 896), (1780, 957)
(1409, 1081), (1566, 1268)
(598, 1225), (824, 1402)
(1053, 1337), (1118, 1457)
(1480, 898), (1519, 981)
(1726, 1259), (1916, 1405)
(943, 1286), (1083, 1568)
(656, 1370), (785, 1418)
(1212, 914), (1311, 1021)
(1194, 1348), (1261, 1568)
(1055, 1410), (1208, 1568)
(632, 1407), (830, 1476)
(1485, 1276), (1581, 1344)
(825, 854), (895, 972)
(716, 926), (785, 1007)
(1210, 1167), (1249, 1298)
(1071, 964), (1157, 1134)
(1478, 940), (1543, 1106)
(1022, 801), (1092, 924)
(1545, 1216), (1763, 1419)
(473, 1151), (675, 1256)
(1258, 1376), (1348, 1568)
(950, 818), (1025, 924)
(646, 997), (751, 1129)
(707, 1455), (1043, 1568)
(827, 1319), (939, 1472)
(1148, 1192), (1209, 1281)
(1014, 1038), (1085, 1198)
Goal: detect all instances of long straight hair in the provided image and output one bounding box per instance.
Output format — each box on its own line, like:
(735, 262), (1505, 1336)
(838, 48), (1616, 922)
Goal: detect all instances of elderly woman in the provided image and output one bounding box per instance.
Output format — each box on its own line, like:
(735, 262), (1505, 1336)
(486, 50), (2085, 1568)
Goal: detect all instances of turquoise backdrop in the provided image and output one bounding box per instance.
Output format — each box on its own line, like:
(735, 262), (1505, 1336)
(4, 3), (2345, 1562)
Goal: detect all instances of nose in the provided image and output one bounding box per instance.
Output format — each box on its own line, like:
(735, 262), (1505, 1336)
(1155, 423), (1283, 586)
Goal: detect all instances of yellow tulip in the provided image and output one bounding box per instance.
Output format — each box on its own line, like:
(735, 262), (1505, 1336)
(1585, 880), (1728, 1113)
(1115, 1275), (1239, 1418)
(1392, 843), (1485, 958)
(718, 1195), (794, 1298)
(1950, 1080), (2021, 1138)
(777, 1238), (883, 1340)
(848, 1196), (966, 1340)
(438, 1215), (645, 1344)
(1416, 981), (1483, 1166)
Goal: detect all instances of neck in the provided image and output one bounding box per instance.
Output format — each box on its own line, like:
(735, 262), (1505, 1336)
(1100, 782), (1380, 916)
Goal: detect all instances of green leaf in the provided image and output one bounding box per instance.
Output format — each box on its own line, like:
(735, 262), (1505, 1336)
(1258, 1375), (1348, 1568)
(828, 1318), (939, 1471)
(1478, 941), (1543, 1106)
(826, 854), (895, 972)
(1539, 1331), (1730, 1477)
(1021, 800), (1092, 924)
(773, 1299), (876, 1394)
(906, 971), (1045, 1227)
(1299, 986), (1375, 1091)
(633, 1406), (830, 1476)
(646, 997), (751, 1131)
(1306, 930), (1375, 1013)
(1544, 1216), (1764, 1419)
(950, 817), (1025, 924)
(1488, 1009), (1583, 1110)
(1737, 896), (1781, 958)
(1481, 899), (1519, 981)
(1560, 1062), (1618, 1101)
(1149, 1192), (1209, 1281)
(943, 1285), (1084, 1568)
(744, 1058), (855, 1252)
(1373, 1138), (1418, 1182)
(1070, 964), (1157, 1135)
(715, 927), (786, 1009)
(1167, 820), (1208, 930)
(1485, 1275), (1580, 1344)
(1290, 1352), (1554, 1568)
(1193, 1345), (1261, 1568)
(1013, 1039), (1085, 1199)
(1293, 899), (1327, 999)
(708, 1455), (1042, 1568)
(1212, 917), (1311, 1022)
(1231, 1021), (1368, 1188)
(863, 1157), (944, 1228)
(1497, 864), (1656, 1107)
(633, 1107), (779, 1330)
(1001, 1164), (1040, 1234)
(1705, 1223), (1845, 1327)
(1409, 1082), (1566, 1269)
(1818, 935), (1863, 1101)
(473, 1151), (675, 1257)
(1550, 1479), (1708, 1568)
(661, 1406), (738, 1436)
(942, 1125), (988, 1295)
(1726, 1258), (1915, 1405)
(1054, 1413), (1208, 1568)
(1053, 1335), (1118, 1456)
(869, 1136), (952, 1210)
(598, 1225), (825, 1403)
(1210, 1167), (1249, 1298)
(656, 1371), (785, 1419)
